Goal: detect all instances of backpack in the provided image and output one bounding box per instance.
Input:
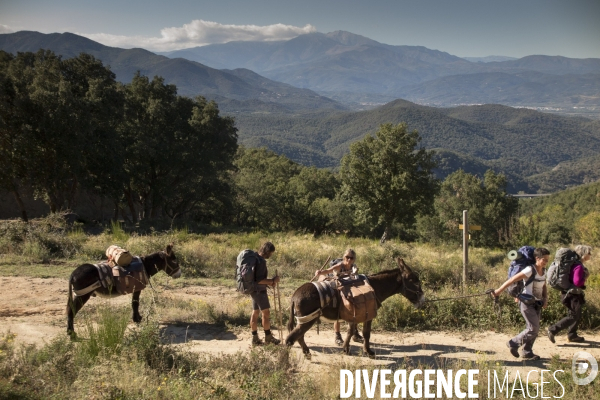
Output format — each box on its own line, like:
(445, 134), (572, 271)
(235, 249), (258, 294)
(506, 245), (536, 297)
(546, 248), (579, 291)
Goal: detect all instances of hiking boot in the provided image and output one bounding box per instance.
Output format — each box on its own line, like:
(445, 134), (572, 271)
(521, 353), (541, 361)
(264, 333), (281, 345)
(568, 336), (585, 343)
(335, 332), (344, 346)
(506, 341), (519, 358)
(252, 335), (263, 346)
(547, 328), (556, 344)
(352, 332), (364, 343)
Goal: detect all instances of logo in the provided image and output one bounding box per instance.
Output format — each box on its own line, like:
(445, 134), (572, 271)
(572, 351), (598, 385)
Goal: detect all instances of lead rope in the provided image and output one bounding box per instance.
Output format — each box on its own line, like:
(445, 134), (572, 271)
(423, 289), (502, 318)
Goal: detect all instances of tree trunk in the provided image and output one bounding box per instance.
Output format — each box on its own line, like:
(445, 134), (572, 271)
(124, 187), (138, 224)
(144, 190), (153, 220)
(11, 183), (28, 222)
(67, 178), (78, 210)
(48, 194), (58, 213)
(380, 225), (390, 244)
(113, 200), (119, 221)
(121, 208), (132, 225)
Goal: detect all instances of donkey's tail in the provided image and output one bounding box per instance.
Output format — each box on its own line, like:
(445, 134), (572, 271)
(67, 272), (75, 308)
(287, 302), (296, 333)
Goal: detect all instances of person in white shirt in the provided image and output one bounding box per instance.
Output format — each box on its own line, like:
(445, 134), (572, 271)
(490, 247), (550, 360)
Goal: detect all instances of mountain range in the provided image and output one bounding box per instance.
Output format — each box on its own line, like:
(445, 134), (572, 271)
(0, 31), (345, 112)
(163, 31), (600, 114)
(2, 30), (600, 192)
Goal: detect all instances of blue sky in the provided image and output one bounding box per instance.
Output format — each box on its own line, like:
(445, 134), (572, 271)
(1, 0), (599, 58)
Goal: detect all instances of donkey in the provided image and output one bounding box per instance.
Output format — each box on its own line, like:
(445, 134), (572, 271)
(286, 258), (424, 357)
(66, 244), (181, 336)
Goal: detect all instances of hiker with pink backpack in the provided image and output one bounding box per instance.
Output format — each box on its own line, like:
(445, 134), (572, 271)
(546, 245), (593, 344)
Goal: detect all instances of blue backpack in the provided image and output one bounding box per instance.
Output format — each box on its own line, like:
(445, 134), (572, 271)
(506, 246), (536, 298)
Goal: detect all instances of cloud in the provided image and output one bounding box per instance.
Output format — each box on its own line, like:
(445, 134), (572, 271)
(80, 20), (316, 52)
(0, 24), (15, 34)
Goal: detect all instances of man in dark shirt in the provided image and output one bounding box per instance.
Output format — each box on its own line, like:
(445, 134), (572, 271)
(250, 241), (281, 345)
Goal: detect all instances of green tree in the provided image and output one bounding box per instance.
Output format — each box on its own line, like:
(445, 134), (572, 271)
(575, 211), (600, 245)
(119, 73), (237, 222)
(0, 50), (124, 215)
(233, 147), (301, 230)
(288, 167), (342, 233)
(0, 51), (29, 220)
(340, 122), (438, 242)
(435, 169), (518, 247)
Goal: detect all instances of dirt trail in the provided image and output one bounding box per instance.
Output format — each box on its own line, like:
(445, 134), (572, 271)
(1, 276), (599, 380)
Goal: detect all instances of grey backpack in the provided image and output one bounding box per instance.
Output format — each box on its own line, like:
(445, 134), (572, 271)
(546, 248), (579, 291)
(235, 250), (258, 294)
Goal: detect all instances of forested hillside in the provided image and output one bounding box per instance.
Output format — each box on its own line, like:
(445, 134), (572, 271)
(232, 101), (600, 192)
(517, 181), (600, 245)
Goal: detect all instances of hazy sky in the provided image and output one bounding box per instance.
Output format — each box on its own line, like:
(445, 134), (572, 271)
(1, 0), (599, 58)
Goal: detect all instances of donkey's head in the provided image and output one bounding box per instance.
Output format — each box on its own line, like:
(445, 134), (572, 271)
(396, 258), (425, 308)
(159, 243), (181, 278)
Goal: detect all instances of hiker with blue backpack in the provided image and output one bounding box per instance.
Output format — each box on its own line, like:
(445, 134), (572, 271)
(235, 241), (281, 345)
(547, 245), (593, 344)
(490, 247), (550, 360)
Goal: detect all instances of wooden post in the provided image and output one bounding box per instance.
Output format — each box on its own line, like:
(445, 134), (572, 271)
(462, 210), (468, 290)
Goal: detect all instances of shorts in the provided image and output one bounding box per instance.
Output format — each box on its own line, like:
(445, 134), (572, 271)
(251, 291), (270, 311)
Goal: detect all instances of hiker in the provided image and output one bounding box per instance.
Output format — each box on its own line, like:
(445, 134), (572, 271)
(314, 248), (364, 346)
(547, 245), (592, 344)
(248, 241), (281, 346)
(491, 247), (550, 360)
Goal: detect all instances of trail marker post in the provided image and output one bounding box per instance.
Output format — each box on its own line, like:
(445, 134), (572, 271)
(459, 210), (481, 290)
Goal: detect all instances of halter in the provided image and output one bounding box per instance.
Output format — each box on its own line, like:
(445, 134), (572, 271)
(397, 269), (423, 300)
(155, 251), (180, 276)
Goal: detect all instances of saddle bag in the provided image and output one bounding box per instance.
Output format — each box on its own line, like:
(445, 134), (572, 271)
(106, 245), (133, 267)
(338, 280), (378, 323)
(111, 257), (148, 294)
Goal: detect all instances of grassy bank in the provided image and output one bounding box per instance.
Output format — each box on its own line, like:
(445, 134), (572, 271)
(1, 215), (599, 332)
(1, 215), (600, 398)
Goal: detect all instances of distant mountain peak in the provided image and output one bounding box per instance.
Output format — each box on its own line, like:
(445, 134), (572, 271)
(462, 55), (518, 63)
(324, 31), (381, 47)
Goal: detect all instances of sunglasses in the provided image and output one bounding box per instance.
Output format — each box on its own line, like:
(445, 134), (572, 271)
(345, 256), (355, 260)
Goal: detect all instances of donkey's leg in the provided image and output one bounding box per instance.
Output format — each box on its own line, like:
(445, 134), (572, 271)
(343, 323), (356, 355)
(66, 293), (92, 335)
(297, 336), (312, 359)
(362, 320), (374, 357)
(132, 290), (142, 323)
(285, 319), (318, 355)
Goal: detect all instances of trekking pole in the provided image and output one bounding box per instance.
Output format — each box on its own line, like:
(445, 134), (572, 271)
(309, 256), (332, 283)
(275, 269), (283, 342)
(271, 271), (278, 338)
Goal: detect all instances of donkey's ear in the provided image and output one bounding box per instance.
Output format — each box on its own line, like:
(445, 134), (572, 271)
(166, 243), (173, 255)
(396, 257), (412, 274)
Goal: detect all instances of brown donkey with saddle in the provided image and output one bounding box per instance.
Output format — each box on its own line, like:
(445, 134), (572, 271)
(286, 258), (424, 357)
(66, 244), (181, 336)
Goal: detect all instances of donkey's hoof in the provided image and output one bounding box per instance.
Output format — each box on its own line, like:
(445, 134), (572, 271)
(364, 349), (375, 358)
(303, 352), (312, 360)
(67, 330), (77, 340)
(133, 315), (142, 323)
